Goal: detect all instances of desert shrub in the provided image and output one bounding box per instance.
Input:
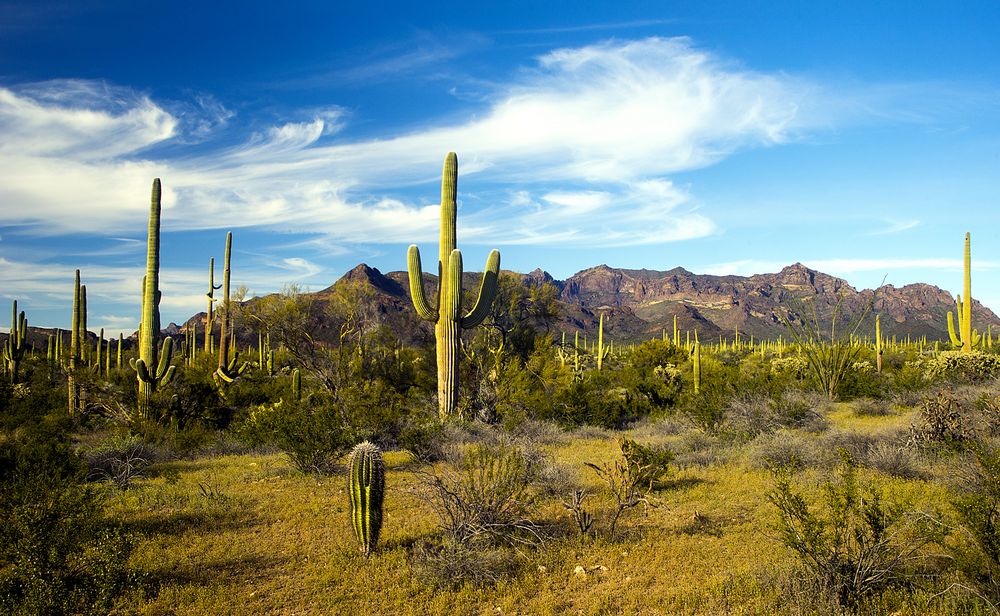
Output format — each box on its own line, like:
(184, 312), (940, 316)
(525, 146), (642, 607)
(84, 433), (155, 489)
(853, 397), (894, 417)
(836, 360), (885, 400)
(768, 451), (942, 607)
(586, 438), (668, 537)
(725, 392), (828, 441)
(770, 356), (810, 380)
(862, 442), (925, 480)
(548, 370), (650, 429)
(671, 430), (727, 468)
(951, 441), (1000, 603)
(922, 351), (1000, 383)
(410, 539), (521, 589)
(818, 430), (878, 466)
(891, 361), (929, 397)
(237, 397), (353, 473)
(909, 391), (967, 448)
(0, 430), (138, 615)
(746, 430), (824, 471)
(417, 439), (545, 547)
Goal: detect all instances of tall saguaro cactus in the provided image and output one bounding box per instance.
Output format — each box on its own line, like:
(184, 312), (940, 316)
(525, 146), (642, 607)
(4, 301), (27, 384)
(215, 232), (248, 384)
(133, 178), (176, 419)
(947, 232), (981, 352)
(205, 257), (222, 353)
(348, 441), (385, 556)
(68, 270), (82, 416)
(407, 153), (500, 419)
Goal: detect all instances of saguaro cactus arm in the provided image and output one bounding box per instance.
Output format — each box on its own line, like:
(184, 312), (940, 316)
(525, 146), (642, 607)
(461, 249), (501, 328)
(406, 245), (438, 321)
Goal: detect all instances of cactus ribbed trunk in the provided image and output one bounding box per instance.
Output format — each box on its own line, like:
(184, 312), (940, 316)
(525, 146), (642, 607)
(407, 153), (500, 420)
(138, 181), (162, 417)
(962, 232), (972, 352)
(68, 270), (81, 416)
(218, 234), (231, 371)
(133, 179), (175, 420)
(348, 441), (385, 555)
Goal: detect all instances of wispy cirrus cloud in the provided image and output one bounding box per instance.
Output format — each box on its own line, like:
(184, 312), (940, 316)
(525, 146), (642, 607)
(0, 37), (826, 246)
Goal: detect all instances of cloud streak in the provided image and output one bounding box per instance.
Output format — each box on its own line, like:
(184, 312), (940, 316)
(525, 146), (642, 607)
(0, 37), (832, 247)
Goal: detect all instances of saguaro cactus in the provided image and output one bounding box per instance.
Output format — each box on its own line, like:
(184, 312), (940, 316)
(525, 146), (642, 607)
(68, 270), (82, 416)
(407, 153), (500, 419)
(875, 314), (883, 373)
(348, 441), (385, 556)
(133, 179), (176, 419)
(215, 232), (248, 384)
(4, 301), (27, 384)
(947, 233), (980, 352)
(692, 340), (701, 394)
(205, 257), (222, 353)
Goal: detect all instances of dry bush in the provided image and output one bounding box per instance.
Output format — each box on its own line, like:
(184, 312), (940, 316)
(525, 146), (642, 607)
(862, 441), (926, 480)
(745, 430), (824, 471)
(853, 397), (894, 417)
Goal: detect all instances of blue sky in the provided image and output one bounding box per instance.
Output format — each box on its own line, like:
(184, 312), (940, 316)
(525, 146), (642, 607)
(1, 1), (999, 335)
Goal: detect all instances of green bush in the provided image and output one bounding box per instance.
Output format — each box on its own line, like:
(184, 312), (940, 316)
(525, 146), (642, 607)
(0, 428), (138, 614)
(237, 397), (354, 473)
(951, 441), (1000, 603)
(922, 351), (1000, 383)
(768, 451), (941, 607)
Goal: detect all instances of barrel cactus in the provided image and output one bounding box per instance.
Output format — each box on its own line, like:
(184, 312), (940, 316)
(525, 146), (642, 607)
(348, 441), (385, 556)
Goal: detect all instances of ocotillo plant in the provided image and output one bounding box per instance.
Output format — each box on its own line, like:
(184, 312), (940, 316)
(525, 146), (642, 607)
(205, 257), (221, 353)
(407, 152), (500, 419)
(4, 301), (27, 384)
(947, 232), (980, 352)
(348, 441), (385, 556)
(215, 232), (248, 384)
(133, 179), (176, 419)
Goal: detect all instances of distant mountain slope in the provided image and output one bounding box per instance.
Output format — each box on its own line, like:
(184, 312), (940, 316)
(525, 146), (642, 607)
(16, 262), (994, 350)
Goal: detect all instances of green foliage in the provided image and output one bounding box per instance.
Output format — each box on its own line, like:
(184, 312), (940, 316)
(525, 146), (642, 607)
(417, 438), (543, 547)
(237, 397), (353, 474)
(951, 441), (1000, 603)
(768, 451), (941, 607)
(585, 438), (667, 538)
(922, 351), (1000, 383)
(348, 441), (385, 555)
(0, 402), (138, 614)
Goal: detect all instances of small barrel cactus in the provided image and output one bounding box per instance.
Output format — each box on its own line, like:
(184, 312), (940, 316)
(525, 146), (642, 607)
(348, 441), (385, 556)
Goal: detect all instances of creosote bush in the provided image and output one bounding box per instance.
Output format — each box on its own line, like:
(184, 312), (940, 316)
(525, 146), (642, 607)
(768, 450), (942, 607)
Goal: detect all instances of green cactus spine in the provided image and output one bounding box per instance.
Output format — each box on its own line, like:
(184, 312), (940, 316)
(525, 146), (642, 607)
(4, 300), (28, 384)
(348, 441), (385, 556)
(947, 232), (981, 352)
(215, 232), (248, 384)
(133, 179), (176, 419)
(406, 153), (500, 419)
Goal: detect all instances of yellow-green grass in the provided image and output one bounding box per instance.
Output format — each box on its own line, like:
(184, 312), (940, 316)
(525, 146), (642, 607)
(103, 405), (986, 615)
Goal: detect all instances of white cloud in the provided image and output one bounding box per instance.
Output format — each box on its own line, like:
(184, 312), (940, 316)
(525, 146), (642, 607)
(0, 37), (825, 245)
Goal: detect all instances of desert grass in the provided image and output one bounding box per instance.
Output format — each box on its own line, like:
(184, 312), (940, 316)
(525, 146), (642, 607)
(101, 393), (993, 615)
